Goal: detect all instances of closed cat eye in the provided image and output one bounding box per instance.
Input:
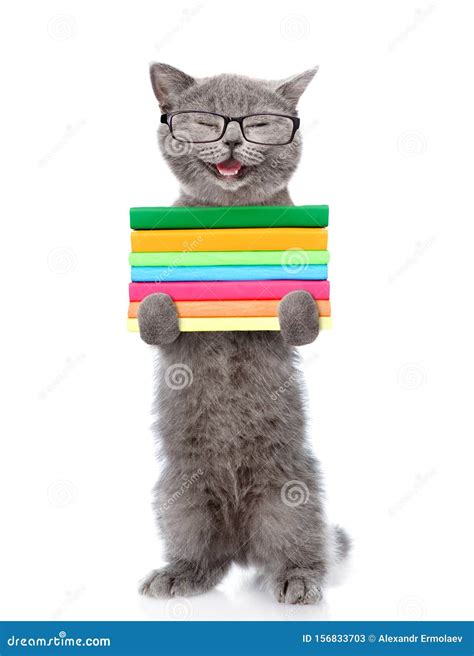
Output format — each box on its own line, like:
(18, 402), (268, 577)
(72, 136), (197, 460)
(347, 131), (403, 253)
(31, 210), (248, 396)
(161, 111), (300, 145)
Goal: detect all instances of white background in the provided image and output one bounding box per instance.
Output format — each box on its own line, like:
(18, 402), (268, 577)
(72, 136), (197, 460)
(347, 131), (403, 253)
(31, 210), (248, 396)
(0, 0), (473, 622)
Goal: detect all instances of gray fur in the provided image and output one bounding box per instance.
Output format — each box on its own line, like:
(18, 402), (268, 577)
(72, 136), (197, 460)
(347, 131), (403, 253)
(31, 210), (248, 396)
(138, 64), (349, 604)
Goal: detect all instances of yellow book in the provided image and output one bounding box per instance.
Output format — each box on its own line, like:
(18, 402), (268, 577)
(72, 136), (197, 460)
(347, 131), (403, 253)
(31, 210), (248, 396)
(127, 316), (332, 333)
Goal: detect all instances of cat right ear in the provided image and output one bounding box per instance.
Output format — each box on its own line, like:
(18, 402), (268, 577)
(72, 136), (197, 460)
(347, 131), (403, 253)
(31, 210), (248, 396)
(274, 67), (319, 106)
(149, 63), (196, 111)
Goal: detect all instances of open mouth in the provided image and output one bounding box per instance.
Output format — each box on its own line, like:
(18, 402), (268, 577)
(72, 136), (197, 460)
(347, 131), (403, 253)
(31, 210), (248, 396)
(212, 158), (247, 180)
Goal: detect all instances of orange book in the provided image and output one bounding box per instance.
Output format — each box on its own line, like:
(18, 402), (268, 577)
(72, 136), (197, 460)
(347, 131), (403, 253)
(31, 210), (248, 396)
(131, 227), (328, 252)
(128, 299), (331, 318)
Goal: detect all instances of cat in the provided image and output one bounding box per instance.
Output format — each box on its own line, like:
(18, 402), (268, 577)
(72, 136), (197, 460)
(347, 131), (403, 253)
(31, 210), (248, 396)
(137, 63), (350, 605)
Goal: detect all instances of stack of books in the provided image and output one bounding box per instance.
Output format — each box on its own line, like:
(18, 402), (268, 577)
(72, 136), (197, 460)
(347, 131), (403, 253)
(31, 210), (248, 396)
(127, 205), (331, 333)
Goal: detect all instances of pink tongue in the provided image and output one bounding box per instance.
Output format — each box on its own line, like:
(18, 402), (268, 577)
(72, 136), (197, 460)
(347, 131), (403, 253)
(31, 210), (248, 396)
(216, 158), (242, 176)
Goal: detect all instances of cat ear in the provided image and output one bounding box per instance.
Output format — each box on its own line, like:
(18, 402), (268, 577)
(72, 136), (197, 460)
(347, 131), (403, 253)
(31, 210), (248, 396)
(149, 63), (196, 111)
(274, 67), (319, 105)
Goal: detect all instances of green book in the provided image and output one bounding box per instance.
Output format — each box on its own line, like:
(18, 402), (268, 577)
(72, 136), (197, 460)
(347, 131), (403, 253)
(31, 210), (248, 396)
(129, 250), (330, 267)
(130, 205), (329, 230)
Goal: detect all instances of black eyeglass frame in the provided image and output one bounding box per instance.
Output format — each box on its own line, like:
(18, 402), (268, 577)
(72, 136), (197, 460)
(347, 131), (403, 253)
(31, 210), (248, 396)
(160, 111), (300, 146)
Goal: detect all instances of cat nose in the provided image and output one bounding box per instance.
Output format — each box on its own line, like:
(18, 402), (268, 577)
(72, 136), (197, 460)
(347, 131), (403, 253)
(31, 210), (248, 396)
(222, 122), (243, 147)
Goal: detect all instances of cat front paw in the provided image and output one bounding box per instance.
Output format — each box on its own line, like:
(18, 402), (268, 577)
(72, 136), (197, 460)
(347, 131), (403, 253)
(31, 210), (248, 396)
(138, 566), (221, 598)
(137, 293), (180, 345)
(278, 290), (319, 346)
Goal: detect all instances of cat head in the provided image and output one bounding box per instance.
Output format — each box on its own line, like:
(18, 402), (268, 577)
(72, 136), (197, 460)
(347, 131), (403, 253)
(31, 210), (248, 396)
(149, 63), (317, 205)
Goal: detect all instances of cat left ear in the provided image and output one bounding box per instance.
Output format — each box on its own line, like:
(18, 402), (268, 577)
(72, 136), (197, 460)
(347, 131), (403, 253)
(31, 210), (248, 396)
(149, 62), (196, 111)
(274, 67), (319, 105)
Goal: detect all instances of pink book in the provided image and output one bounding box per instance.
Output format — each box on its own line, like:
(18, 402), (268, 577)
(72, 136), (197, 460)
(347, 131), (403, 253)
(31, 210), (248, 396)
(129, 280), (330, 302)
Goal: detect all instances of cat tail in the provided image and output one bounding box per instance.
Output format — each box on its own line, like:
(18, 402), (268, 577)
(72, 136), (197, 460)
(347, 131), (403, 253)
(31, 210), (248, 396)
(333, 524), (352, 562)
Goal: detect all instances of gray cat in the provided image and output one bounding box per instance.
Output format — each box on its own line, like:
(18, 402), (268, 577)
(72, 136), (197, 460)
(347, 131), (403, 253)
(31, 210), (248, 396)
(138, 63), (350, 605)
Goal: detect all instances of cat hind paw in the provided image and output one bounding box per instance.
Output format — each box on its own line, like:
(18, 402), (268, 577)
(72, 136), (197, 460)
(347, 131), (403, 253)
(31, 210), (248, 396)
(276, 575), (323, 605)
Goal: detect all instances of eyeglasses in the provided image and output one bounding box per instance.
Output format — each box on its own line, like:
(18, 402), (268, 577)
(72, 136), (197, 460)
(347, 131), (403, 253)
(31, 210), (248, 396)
(161, 111), (300, 146)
